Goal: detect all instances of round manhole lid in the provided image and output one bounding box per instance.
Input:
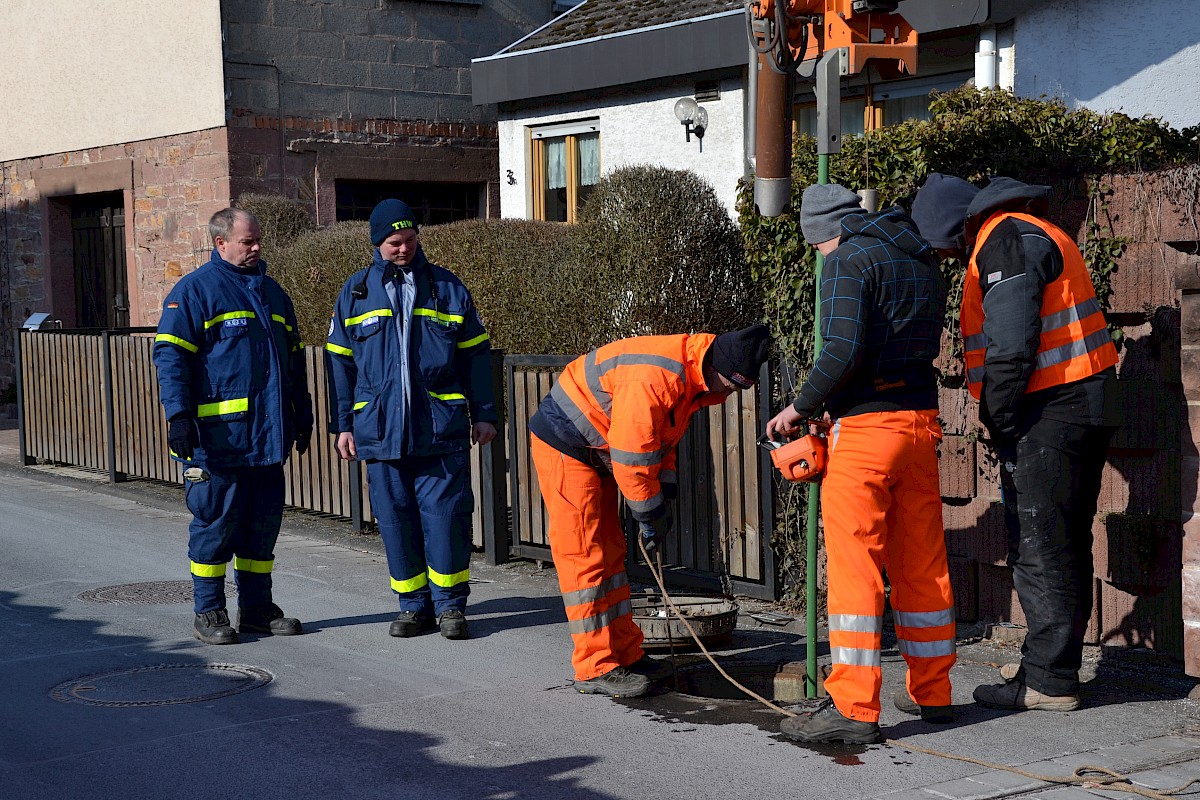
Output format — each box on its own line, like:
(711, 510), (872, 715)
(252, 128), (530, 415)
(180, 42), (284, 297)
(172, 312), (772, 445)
(50, 663), (272, 707)
(77, 581), (237, 605)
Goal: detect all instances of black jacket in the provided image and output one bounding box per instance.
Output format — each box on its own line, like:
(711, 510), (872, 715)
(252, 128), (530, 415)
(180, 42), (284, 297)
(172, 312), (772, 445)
(963, 177), (1120, 441)
(792, 208), (945, 420)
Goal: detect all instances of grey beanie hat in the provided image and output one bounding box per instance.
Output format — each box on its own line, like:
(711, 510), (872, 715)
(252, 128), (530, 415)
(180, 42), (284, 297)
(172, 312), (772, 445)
(800, 183), (862, 245)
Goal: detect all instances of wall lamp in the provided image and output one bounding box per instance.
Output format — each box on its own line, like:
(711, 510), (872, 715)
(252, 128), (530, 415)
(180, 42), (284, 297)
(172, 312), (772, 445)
(674, 97), (708, 151)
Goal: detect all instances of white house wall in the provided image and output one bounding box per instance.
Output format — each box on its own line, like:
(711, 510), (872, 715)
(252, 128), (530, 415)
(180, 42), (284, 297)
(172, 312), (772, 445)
(498, 78), (747, 220)
(1013, 0), (1200, 127)
(0, 0), (225, 162)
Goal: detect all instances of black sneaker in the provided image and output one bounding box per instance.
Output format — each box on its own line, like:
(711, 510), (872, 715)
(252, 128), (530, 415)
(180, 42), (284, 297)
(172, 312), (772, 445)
(779, 698), (882, 744)
(574, 666), (652, 698)
(893, 688), (954, 723)
(194, 609), (238, 645)
(627, 654), (674, 684)
(389, 611), (434, 638)
(238, 603), (303, 636)
(437, 610), (469, 640)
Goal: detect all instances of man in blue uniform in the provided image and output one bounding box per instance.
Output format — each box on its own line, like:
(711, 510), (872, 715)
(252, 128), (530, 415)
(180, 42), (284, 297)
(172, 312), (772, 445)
(154, 207), (313, 645)
(325, 199), (498, 640)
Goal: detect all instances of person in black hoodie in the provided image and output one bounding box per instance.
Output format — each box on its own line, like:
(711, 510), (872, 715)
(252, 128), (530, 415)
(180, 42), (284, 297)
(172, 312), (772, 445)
(766, 184), (956, 744)
(911, 174), (1121, 712)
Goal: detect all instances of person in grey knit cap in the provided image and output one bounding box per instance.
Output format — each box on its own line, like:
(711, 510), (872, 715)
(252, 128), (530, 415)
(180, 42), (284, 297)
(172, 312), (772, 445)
(766, 183), (956, 745)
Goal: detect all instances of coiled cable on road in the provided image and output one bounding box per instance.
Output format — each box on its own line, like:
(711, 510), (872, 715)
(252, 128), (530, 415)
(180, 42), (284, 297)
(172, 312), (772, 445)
(636, 537), (1199, 800)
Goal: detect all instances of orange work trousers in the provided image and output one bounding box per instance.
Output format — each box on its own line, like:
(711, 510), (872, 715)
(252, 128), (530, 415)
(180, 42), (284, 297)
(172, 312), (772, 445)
(821, 409), (956, 723)
(530, 433), (644, 681)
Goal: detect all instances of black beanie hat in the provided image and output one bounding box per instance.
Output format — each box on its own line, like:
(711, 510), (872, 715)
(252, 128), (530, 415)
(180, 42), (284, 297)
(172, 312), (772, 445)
(369, 199), (418, 246)
(708, 324), (771, 389)
(910, 173), (980, 250)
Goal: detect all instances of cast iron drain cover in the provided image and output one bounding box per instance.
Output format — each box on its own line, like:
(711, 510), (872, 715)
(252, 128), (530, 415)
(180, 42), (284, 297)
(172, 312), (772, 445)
(50, 664), (272, 707)
(77, 581), (236, 605)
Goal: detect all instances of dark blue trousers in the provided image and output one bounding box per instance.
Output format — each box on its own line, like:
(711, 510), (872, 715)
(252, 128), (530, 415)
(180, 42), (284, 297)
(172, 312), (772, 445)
(367, 452), (474, 616)
(185, 464), (285, 614)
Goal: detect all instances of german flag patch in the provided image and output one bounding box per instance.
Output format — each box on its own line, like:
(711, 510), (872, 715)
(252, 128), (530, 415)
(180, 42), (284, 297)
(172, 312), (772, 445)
(166, 302), (178, 309)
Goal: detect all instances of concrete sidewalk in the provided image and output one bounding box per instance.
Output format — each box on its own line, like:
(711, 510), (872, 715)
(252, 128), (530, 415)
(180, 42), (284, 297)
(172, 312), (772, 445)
(0, 429), (1197, 800)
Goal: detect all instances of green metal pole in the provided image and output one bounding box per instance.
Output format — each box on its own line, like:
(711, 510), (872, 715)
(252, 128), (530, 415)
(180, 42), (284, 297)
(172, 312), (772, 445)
(806, 154), (829, 698)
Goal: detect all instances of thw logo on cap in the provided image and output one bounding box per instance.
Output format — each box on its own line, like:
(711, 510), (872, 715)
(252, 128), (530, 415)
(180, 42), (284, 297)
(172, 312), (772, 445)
(391, 220), (414, 230)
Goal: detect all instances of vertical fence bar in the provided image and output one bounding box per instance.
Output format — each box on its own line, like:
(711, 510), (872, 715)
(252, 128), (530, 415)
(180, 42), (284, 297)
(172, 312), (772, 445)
(481, 349), (509, 565)
(102, 330), (119, 483)
(15, 329), (31, 466)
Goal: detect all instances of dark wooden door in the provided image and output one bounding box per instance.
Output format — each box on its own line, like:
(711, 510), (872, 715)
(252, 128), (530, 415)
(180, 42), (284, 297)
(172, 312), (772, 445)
(71, 193), (128, 328)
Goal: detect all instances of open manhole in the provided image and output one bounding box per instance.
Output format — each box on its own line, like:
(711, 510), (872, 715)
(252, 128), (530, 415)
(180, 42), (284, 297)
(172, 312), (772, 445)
(675, 660), (822, 704)
(50, 663), (272, 707)
(632, 594), (737, 651)
(77, 580), (236, 605)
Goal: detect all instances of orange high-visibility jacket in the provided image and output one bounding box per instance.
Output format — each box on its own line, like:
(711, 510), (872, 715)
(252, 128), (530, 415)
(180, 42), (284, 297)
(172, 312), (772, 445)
(961, 212), (1117, 400)
(546, 333), (725, 523)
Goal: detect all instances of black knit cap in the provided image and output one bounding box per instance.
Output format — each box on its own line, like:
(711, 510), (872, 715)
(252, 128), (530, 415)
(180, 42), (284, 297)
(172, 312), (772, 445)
(911, 173), (980, 250)
(708, 324), (771, 389)
(369, 199), (418, 246)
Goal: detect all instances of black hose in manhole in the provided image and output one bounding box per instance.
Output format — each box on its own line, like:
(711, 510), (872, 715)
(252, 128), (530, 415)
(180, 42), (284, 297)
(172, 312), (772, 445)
(50, 663), (272, 707)
(77, 580), (236, 605)
(675, 660), (817, 704)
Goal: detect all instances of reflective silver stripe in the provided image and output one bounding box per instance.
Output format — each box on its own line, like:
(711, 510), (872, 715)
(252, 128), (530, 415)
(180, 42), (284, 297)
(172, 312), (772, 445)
(566, 598), (633, 635)
(966, 365), (985, 385)
(897, 638), (956, 658)
(626, 494), (664, 516)
(561, 572), (629, 608)
(550, 381), (607, 449)
(584, 351), (686, 417)
(963, 332), (987, 351)
(828, 614), (882, 634)
(610, 446), (665, 467)
(893, 608), (955, 628)
(1041, 297), (1101, 333)
(831, 646), (881, 668)
(1035, 327), (1114, 370)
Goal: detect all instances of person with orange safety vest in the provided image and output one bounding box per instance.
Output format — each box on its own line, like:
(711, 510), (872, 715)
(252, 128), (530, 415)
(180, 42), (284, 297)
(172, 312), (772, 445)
(911, 174), (1121, 712)
(527, 325), (771, 698)
(766, 184), (956, 745)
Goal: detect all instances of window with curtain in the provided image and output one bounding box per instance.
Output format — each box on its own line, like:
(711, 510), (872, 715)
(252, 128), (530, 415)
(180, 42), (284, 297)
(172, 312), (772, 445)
(530, 123), (601, 223)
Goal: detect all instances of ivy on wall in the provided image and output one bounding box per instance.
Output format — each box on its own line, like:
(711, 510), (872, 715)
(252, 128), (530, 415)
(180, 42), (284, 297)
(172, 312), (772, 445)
(738, 86), (1199, 605)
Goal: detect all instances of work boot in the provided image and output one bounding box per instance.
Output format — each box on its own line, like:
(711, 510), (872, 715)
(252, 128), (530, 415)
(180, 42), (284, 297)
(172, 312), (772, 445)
(779, 698), (882, 744)
(973, 678), (1080, 712)
(999, 662), (1020, 680)
(238, 603), (303, 636)
(574, 666), (652, 698)
(627, 654), (674, 684)
(437, 610), (469, 640)
(389, 611), (434, 638)
(892, 689), (954, 723)
(194, 609), (238, 645)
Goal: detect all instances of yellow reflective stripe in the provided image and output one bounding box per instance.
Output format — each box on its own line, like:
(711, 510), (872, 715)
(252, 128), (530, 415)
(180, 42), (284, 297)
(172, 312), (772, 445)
(293, 341), (305, 351)
(325, 342), (353, 356)
(428, 566), (470, 588)
(344, 308), (393, 327)
(190, 560), (227, 578)
(204, 310), (256, 329)
(196, 397), (249, 418)
(270, 313), (294, 332)
(457, 332), (489, 349)
(155, 333), (199, 353)
(413, 307), (464, 325)
(233, 556), (274, 574)
(353, 400), (368, 411)
(391, 572), (429, 594)
(428, 391), (466, 402)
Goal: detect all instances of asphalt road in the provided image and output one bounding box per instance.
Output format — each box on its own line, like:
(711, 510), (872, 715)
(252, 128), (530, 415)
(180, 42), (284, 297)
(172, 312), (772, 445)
(1, 462), (1198, 800)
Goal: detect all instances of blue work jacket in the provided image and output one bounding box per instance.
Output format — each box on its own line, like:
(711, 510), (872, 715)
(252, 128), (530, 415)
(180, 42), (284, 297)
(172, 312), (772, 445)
(153, 252), (312, 467)
(325, 247), (498, 461)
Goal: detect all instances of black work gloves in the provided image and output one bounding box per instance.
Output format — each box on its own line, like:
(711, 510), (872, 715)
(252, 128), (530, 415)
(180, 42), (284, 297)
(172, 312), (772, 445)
(295, 426), (313, 456)
(167, 418), (198, 461)
(638, 510), (674, 558)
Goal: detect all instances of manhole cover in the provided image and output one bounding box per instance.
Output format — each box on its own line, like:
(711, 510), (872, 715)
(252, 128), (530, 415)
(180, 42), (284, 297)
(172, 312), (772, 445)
(632, 594), (737, 651)
(77, 580), (237, 605)
(676, 660), (819, 704)
(50, 664), (272, 707)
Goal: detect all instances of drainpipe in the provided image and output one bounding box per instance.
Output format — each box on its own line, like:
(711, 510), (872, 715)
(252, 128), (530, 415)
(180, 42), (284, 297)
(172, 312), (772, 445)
(745, 41), (758, 178)
(976, 25), (998, 90)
